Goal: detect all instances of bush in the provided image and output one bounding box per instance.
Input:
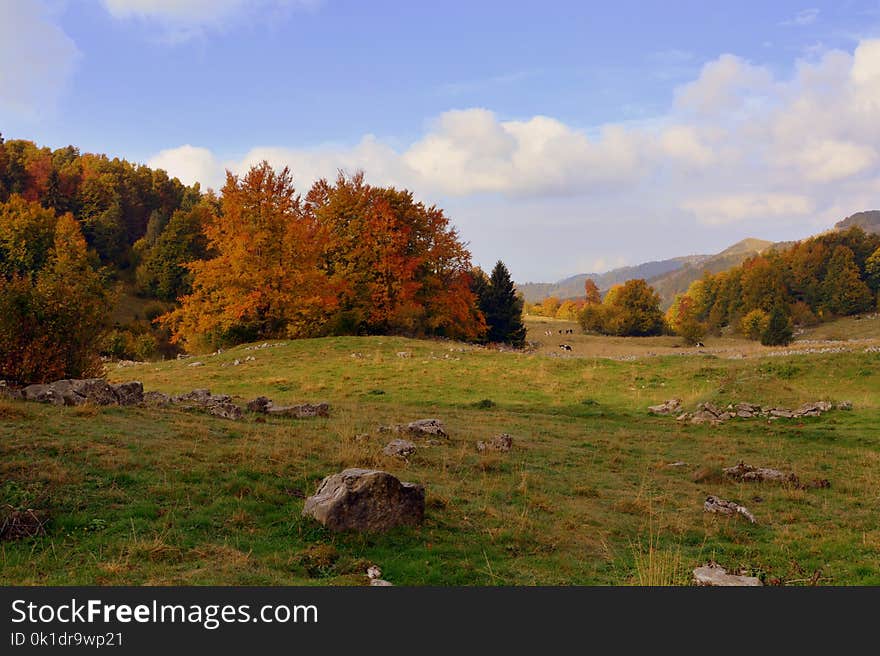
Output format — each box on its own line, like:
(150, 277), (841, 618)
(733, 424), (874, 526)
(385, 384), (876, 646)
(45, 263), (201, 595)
(740, 309), (770, 340)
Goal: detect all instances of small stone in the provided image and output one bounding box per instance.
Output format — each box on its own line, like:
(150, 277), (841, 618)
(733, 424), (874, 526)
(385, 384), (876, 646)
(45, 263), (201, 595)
(383, 439), (416, 458)
(476, 433), (513, 453)
(693, 564), (762, 587)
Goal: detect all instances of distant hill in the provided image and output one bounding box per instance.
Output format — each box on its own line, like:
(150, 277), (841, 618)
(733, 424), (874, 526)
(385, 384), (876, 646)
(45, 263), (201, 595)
(647, 237), (775, 308)
(518, 210), (880, 308)
(517, 255), (708, 303)
(835, 210), (880, 235)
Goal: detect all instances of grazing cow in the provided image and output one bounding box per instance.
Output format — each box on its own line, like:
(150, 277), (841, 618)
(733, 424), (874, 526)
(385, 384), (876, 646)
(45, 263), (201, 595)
(696, 341), (705, 347)
(559, 344), (572, 351)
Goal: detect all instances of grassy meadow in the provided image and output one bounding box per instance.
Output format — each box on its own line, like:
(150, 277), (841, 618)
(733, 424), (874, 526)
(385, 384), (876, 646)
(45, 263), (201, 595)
(1, 317), (879, 585)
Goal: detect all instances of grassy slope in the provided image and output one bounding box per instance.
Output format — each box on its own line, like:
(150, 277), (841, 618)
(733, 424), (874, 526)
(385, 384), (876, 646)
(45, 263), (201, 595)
(2, 324), (879, 585)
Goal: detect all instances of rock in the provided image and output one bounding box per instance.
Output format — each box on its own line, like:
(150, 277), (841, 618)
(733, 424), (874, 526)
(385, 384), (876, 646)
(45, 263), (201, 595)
(403, 418), (447, 438)
(23, 378), (118, 406)
(266, 402), (330, 418)
(142, 391), (171, 407)
(704, 495), (756, 523)
(723, 461), (798, 485)
(698, 402), (722, 416)
(396, 351), (412, 358)
(693, 564), (762, 587)
(666, 461), (688, 467)
(648, 399), (681, 415)
(302, 468), (425, 532)
(187, 361), (204, 367)
(793, 401), (831, 417)
(22, 384), (57, 404)
(246, 396), (272, 413)
(476, 433), (513, 453)
(769, 409), (795, 418)
(111, 381), (143, 406)
(208, 402), (243, 420)
(836, 400), (852, 411)
(370, 578), (394, 586)
(689, 410), (720, 425)
(367, 565), (382, 580)
(172, 389), (212, 405)
(382, 439), (416, 458)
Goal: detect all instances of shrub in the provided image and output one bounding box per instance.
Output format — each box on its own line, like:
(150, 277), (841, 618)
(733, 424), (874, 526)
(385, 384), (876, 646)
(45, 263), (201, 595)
(740, 309), (770, 340)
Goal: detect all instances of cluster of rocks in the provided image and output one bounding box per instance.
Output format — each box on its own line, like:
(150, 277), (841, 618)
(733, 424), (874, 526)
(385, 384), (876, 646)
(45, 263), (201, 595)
(723, 461), (797, 484)
(723, 461), (830, 490)
(302, 468), (425, 532)
(650, 399), (849, 425)
(704, 495), (757, 523)
(5, 378), (332, 425)
(396, 351), (412, 359)
(4, 378), (145, 407)
(764, 346), (853, 358)
(144, 388), (244, 420)
(246, 396), (330, 418)
(243, 342), (285, 351)
(221, 356), (256, 368)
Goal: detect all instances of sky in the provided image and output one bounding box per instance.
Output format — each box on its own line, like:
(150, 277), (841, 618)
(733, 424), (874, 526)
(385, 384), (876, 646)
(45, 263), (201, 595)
(2, 1), (880, 282)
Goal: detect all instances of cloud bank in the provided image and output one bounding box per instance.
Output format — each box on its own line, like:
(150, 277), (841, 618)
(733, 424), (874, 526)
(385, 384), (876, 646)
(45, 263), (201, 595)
(151, 39), (880, 234)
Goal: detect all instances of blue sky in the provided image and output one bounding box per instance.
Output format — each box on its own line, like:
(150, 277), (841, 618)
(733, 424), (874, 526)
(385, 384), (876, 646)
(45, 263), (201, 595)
(3, 1), (880, 281)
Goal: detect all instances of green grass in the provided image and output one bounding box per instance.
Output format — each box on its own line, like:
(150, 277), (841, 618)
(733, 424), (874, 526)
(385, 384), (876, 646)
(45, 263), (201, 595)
(1, 329), (879, 585)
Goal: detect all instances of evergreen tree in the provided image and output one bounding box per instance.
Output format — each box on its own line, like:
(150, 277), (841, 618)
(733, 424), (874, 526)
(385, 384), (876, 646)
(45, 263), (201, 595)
(761, 305), (793, 346)
(479, 261), (526, 347)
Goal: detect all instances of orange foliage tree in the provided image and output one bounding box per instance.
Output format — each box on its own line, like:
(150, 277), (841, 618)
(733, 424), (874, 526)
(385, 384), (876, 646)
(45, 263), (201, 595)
(160, 163), (333, 349)
(307, 172), (484, 340)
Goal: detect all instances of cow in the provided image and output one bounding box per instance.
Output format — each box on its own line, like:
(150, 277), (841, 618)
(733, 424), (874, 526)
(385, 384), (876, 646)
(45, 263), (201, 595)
(559, 344), (572, 351)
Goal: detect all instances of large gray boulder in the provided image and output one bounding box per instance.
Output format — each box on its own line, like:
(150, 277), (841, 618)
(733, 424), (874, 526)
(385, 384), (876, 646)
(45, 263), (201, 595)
(302, 468), (425, 532)
(23, 378), (118, 406)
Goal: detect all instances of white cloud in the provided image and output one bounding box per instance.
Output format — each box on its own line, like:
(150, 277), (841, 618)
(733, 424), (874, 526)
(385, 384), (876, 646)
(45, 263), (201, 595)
(791, 139), (876, 182)
(0, 0), (80, 118)
(682, 193), (815, 225)
(147, 145), (225, 189)
(147, 38), (880, 277)
(658, 125), (715, 167)
(675, 54), (774, 115)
